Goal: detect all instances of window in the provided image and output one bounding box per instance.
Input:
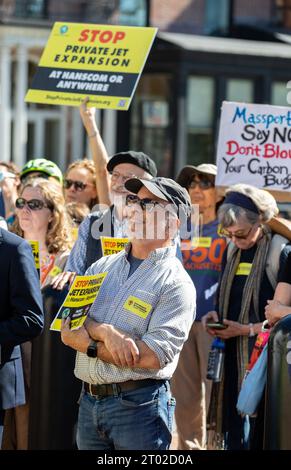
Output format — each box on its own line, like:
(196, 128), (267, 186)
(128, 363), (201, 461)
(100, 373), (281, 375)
(14, 0), (46, 18)
(204, 0), (230, 34)
(271, 81), (289, 106)
(130, 74), (172, 176)
(186, 76), (215, 165)
(226, 78), (254, 103)
(118, 0), (147, 26)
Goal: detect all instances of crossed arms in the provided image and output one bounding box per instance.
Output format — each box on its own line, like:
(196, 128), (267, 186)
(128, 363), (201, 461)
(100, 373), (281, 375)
(61, 317), (160, 370)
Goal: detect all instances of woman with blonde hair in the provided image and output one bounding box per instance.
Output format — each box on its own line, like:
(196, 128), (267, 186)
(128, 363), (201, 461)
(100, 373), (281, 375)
(202, 184), (289, 450)
(13, 178), (73, 287)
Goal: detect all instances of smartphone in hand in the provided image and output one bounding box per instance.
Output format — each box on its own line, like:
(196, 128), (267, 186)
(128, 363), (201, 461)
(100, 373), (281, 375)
(206, 322), (228, 330)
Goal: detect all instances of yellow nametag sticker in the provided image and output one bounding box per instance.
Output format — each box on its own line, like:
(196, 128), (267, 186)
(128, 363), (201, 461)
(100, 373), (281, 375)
(191, 237), (212, 248)
(49, 266), (62, 278)
(124, 296), (152, 319)
(236, 263), (252, 276)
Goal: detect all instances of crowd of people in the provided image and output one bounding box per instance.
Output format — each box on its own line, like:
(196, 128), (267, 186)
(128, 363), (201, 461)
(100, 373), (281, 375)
(1, 98), (291, 451)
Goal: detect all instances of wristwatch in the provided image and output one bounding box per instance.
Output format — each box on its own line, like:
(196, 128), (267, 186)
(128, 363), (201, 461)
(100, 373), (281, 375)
(86, 340), (98, 358)
(248, 323), (255, 337)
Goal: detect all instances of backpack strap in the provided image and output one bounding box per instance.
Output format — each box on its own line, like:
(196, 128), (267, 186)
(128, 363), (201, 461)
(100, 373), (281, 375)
(265, 234), (289, 290)
(226, 234), (288, 290)
(85, 207), (115, 270)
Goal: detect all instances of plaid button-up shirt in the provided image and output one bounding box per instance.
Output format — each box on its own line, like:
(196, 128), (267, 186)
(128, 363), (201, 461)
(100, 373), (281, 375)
(74, 243), (196, 384)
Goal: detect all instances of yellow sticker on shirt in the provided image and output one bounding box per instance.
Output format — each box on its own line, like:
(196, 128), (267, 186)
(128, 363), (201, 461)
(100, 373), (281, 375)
(124, 296), (152, 319)
(49, 266), (62, 277)
(191, 237), (212, 248)
(236, 263), (252, 276)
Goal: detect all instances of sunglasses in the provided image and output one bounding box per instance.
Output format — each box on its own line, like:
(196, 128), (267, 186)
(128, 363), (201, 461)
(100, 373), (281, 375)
(16, 197), (50, 211)
(126, 194), (167, 212)
(64, 179), (89, 191)
(188, 179), (214, 190)
(0, 171), (16, 182)
(220, 225), (253, 240)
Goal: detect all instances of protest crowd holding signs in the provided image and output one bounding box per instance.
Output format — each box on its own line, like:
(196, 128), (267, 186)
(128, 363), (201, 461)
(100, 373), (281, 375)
(6, 15), (291, 454)
(216, 101), (291, 198)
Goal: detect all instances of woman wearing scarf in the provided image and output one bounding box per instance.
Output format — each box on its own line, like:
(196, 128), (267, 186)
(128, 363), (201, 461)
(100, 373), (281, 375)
(202, 184), (289, 450)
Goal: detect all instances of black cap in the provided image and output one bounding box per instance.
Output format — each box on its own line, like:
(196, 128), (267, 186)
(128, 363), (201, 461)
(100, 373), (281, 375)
(125, 176), (192, 218)
(107, 151), (157, 177)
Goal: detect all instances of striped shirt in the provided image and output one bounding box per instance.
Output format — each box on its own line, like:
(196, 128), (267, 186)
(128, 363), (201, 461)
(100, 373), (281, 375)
(74, 244), (196, 384)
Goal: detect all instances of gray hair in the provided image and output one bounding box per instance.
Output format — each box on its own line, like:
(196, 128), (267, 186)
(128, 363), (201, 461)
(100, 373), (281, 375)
(218, 183), (278, 228)
(218, 204), (260, 228)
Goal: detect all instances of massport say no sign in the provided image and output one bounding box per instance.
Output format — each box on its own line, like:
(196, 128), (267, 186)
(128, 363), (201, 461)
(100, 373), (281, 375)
(216, 101), (291, 196)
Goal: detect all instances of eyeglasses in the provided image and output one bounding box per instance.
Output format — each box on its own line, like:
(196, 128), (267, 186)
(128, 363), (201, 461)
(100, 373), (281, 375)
(64, 179), (90, 191)
(188, 179), (214, 190)
(110, 171), (138, 183)
(220, 225), (253, 240)
(15, 197), (50, 211)
(126, 194), (167, 212)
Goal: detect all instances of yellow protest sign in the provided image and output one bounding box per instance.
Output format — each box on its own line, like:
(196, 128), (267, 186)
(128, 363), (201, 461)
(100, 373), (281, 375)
(100, 236), (129, 256)
(71, 227), (79, 242)
(50, 273), (107, 331)
(25, 22), (157, 110)
(28, 240), (40, 270)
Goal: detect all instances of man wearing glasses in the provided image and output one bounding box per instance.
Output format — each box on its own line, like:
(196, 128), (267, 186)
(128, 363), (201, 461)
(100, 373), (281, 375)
(53, 151), (157, 289)
(61, 176), (196, 450)
(171, 163), (227, 450)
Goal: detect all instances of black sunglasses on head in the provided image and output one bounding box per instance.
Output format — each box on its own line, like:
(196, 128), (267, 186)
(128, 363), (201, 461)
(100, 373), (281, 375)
(16, 197), (50, 211)
(64, 179), (88, 191)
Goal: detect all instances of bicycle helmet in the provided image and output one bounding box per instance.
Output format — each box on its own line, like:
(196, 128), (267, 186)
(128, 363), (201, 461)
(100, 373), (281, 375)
(20, 158), (63, 184)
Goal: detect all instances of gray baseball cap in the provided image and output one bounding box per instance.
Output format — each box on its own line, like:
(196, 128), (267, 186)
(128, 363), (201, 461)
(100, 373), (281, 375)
(125, 176), (192, 218)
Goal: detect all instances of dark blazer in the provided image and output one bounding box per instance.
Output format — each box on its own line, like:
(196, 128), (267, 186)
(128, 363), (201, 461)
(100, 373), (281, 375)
(0, 229), (43, 409)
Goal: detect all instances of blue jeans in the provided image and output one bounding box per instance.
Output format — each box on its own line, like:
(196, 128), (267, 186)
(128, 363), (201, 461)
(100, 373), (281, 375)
(77, 380), (175, 450)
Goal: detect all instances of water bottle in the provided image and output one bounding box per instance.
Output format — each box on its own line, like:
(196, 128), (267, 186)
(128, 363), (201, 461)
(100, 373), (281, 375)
(207, 338), (225, 382)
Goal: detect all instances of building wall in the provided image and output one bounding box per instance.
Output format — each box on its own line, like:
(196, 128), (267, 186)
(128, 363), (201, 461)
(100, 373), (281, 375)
(234, 0), (274, 25)
(1, 0), (291, 171)
(151, 0), (205, 34)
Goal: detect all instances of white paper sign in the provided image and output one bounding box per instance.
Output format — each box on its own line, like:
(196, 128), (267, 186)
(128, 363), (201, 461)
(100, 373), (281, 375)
(216, 101), (291, 192)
